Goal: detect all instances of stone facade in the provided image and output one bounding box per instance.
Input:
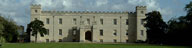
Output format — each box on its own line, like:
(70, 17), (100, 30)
(30, 4), (147, 43)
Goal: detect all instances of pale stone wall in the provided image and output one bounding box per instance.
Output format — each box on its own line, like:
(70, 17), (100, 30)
(30, 4), (147, 43)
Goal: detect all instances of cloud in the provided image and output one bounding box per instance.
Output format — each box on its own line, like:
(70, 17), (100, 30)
(111, 4), (124, 10)
(128, 0), (173, 21)
(0, 0), (185, 31)
(96, 0), (108, 6)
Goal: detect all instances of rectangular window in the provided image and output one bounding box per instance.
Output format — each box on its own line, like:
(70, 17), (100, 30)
(141, 30), (144, 36)
(59, 29), (62, 35)
(100, 29), (103, 36)
(73, 18), (77, 25)
(126, 40), (129, 43)
(47, 29), (49, 35)
(114, 39), (117, 43)
(126, 19), (129, 25)
(87, 19), (90, 24)
(113, 30), (117, 36)
(46, 18), (49, 24)
(59, 18), (62, 24)
(46, 39), (49, 42)
(100, 39), (103, 42)
(141, 19), (144, 25)
(59, 39), (62, 42)
(114, 19), (117, 25)
(100, 19), (103, 25)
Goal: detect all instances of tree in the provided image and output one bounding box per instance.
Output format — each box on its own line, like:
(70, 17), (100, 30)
(185, 1), (192, 23)
(144, 11), (168, 44)
(0, 16), (19, 43)
(3, 18), (18, 42)
(27, 19), (47, 42)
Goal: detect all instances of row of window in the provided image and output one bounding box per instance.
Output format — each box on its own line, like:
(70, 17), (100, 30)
(44, 18), (137, 25)
(45, 39), (128, 43)
(46, 29), (132, 36)
(100, 29), (129, 36)
(46, 29), (63, 35)
(100, 29), (144, 36)
(100, 39), (129, 43)
(46, 29), (144, 36)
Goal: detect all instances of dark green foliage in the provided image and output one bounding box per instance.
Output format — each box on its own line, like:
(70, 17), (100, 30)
(165, 2), (192, 45)
(27, 19), (47, 42)
(0, 16), (19, 43)
(144, 11), (168, 44)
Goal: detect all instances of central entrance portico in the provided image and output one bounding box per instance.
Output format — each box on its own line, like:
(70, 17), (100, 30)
(79, 25), (94, 42)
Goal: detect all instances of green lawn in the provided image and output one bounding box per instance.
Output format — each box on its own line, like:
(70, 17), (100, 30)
(0, 42), (191, 48)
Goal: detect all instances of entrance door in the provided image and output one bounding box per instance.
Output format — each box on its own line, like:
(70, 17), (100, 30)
(85, 31), (92, 41)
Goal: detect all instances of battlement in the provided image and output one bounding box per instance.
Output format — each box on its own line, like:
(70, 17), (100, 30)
(128, 12), (136, 14)
(41, 11), (133, 14)
(31, 4), (41, 6)
(31, 4), (41, 8)
(136, 6), (146, 8)
(30, 4), (139, 14)
(136, 6), (146, 10)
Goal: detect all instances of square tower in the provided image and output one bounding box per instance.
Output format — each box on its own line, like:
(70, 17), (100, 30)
(136, 6), (147, 42)
(30, 4), (41, 21)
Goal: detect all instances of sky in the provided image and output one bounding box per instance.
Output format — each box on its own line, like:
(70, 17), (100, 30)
(0, 0), (191, 31)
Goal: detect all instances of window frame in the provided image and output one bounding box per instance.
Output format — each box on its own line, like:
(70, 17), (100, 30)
(59, 29), (62, 35)
(126, 19), (129, 25)
(100, 29), (103, 36)
(113, 19), (117, 25)
(46, 18), (49, 24)
(114, 39), (117, 43)
(87, 18), (90, 24)
(100, 19), (103, 25)
(141, 30), (144, 36)
(126, 30), (128, 36)
(100, 39), (103, 42)
(59, 18), (62, 24)
(141, 19), (145, 25)
(113, 30), (117, 36)
(47, 29), (49, 35)
(73, 18), (77, 25)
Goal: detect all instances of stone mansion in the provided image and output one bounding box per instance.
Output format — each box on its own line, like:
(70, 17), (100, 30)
(30, 4), (147, 43)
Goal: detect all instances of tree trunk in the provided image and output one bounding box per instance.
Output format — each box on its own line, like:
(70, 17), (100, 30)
(35, 34), (37, 42)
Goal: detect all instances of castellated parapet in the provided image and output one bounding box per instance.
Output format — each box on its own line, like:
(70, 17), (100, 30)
(136, 6), (146, 10)
(31, 4), (138, 14)
(41, 11), (135, 14)
(31, 4), (41, 9)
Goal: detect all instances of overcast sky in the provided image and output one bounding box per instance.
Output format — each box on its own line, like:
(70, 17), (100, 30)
(0, 0), (191, 30)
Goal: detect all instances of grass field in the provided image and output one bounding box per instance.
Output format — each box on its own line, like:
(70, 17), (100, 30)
(0, 42), (191, 48)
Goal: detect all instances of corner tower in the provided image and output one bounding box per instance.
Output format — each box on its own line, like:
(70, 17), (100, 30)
(128, 6), (147, 43)
(30, 4), (42, 42)
(135, 6), (147, 42)
(30, 4), (41, 21)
